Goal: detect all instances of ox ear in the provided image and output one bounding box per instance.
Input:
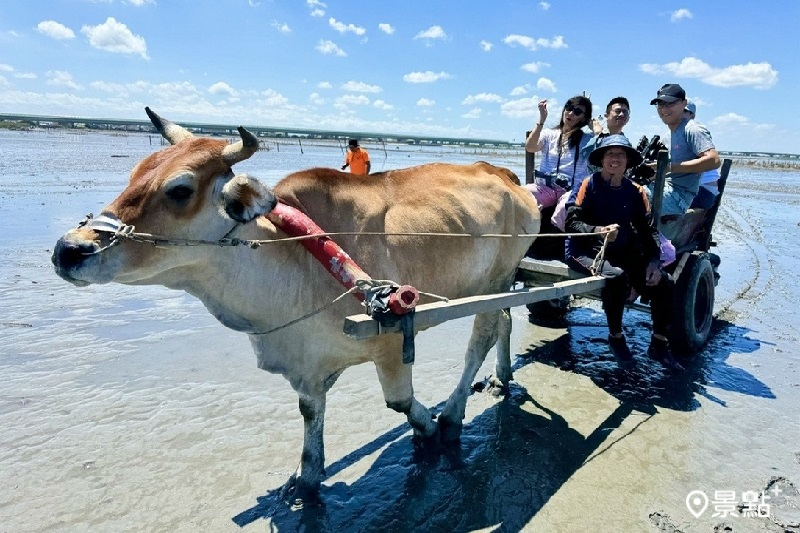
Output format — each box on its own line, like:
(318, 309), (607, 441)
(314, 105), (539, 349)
(145, 106), (194, 145)
(222, 126), (260, 165)
(221, 174), (277, 223)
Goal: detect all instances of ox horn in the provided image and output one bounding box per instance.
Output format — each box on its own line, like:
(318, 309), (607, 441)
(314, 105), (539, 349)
(222, 126), (259, 165)
(145, 106), (194, 145)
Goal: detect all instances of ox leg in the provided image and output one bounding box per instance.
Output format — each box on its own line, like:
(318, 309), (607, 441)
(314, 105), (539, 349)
(438, 310), (501, 442)
(280, 392), (326, 505)
(490, 308), (513, 388)
(374, 353), (438, 439)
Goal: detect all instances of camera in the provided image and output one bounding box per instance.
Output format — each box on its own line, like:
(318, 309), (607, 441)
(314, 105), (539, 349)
(554, 175), (570, 189)
(627, 135), (666, 185)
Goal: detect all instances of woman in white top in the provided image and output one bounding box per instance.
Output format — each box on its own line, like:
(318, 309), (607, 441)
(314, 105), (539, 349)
(524, 95), (594, 210)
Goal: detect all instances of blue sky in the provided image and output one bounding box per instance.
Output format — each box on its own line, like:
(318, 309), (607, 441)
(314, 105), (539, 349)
(0, 0), (796, 154)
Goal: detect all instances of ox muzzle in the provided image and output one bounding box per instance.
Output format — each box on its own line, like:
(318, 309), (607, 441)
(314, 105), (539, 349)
(52, 213), (129, 284)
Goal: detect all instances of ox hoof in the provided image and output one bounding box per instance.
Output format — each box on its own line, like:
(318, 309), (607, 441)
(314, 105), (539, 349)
(485, 375), (511, 397)
(279, 475), (322, 508)
(438, 416), (463, 443)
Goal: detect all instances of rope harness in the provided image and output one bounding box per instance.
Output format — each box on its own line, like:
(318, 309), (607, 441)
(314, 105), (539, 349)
(75, 207), (613, 364)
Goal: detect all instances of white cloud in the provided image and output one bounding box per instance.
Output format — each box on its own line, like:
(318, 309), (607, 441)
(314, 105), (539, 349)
(272, 21), (291, 34)
(378, 23), (395, 35)
(639, 57), (778, 89)
(462, 108), (482, 119)
(521, 61), (549, 74)
(329, 18), (366, 36)
(539, 1), (551, 9)
(46, 70), (80, 90)
(259, 88), (289, 107)
(539, 35), (567, 49)
(15, 72), (37, 79)
(126, 0), (155, 5)
(309, 92), (325, 105)
(711, 112), (749, 127)
(500, 96), (539, 119)
(307, 0), (325, 15)
(462, 93), (504, 105)
(417, 98), (435, 107)
(373, 99), (393, 110)
(671, 9), (693, 22)
(209, 82), (237, 97)
(0, 64), (12, 72)
(0, 76), (8, 88)
(81, 17), (148, 59)
(414, 25), (447, 42)
(317, 81), (332, 90)
(536, 77), (557, 92)
(503, 34), (536, 51)
(503, 34), (566, 51)
(334, 94), (370, 109)
(37, 20), (75, 40)
(403, 70), (451, 83)
(341, 81), (382, 93)
(479, 40), (493, 52)
(510, 85), (528, 96)
(316, 40), (346, 57)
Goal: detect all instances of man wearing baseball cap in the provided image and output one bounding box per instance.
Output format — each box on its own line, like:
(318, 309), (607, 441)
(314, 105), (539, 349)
(650, 83), (720, 243)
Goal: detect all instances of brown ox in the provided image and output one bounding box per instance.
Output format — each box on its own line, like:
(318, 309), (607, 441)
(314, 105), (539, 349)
(52, 109), (541, 503)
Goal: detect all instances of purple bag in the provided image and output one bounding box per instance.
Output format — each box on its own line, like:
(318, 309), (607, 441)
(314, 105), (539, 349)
(659, 232), (676, 266)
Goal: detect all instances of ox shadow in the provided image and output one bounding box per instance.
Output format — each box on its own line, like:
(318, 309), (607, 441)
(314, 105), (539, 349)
(232, 307), (770, 531)
(523, 305), (773, 412)
(233, 384), (638, 532)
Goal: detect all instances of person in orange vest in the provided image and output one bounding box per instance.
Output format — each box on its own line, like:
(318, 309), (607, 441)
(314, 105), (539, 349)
(341, 139), (371, 175)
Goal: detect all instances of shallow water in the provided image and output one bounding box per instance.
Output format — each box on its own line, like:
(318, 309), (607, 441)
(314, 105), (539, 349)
(1, 130), (799, 532)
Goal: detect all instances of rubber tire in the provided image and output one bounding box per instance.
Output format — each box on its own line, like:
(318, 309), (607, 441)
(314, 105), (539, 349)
(671, 254), (715, 353)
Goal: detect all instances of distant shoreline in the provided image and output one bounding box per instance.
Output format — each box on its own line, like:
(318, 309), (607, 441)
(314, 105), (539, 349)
(3, 122), (799, 171)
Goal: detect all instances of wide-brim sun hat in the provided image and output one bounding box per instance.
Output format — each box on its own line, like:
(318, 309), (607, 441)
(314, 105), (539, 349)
(588, 134), (644, 169)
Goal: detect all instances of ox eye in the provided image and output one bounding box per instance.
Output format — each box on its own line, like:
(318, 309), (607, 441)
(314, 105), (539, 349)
(166, 185), (194, 203)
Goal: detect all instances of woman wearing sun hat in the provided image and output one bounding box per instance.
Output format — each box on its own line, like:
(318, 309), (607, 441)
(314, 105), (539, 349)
(564, 134), (683, 371)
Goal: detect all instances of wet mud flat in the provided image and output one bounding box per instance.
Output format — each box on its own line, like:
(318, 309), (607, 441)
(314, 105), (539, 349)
(1, 133), (800, 532)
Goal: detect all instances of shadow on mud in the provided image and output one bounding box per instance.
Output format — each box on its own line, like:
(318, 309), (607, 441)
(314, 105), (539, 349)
(233, 384), (637, 532)
(523, 305), (773, 412)
(232, 306), (771, 531)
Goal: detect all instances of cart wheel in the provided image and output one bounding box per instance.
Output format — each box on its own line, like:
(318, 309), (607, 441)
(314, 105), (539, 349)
(671, 254), (714, 353)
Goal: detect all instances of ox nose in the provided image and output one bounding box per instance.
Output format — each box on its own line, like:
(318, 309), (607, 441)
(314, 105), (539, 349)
(52, 237), (95, 271)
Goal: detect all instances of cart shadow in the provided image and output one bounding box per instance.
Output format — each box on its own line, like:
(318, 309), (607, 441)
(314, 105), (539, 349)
(233, 384), (641, 532)
(522, 305), (773, 412)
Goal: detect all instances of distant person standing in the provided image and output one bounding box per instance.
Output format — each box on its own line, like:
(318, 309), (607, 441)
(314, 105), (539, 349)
(341, 139), (371, 175)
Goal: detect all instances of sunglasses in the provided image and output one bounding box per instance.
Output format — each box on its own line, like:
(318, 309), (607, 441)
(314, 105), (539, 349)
(564, 104), (585, 117)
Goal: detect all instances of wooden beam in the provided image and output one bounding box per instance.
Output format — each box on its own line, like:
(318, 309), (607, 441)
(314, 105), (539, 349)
(343, 276), (605, 340)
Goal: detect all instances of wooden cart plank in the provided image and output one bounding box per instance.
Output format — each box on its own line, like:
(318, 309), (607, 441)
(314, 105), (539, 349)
(343, 276), (605, 340)
(517, 257), (585, 279)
